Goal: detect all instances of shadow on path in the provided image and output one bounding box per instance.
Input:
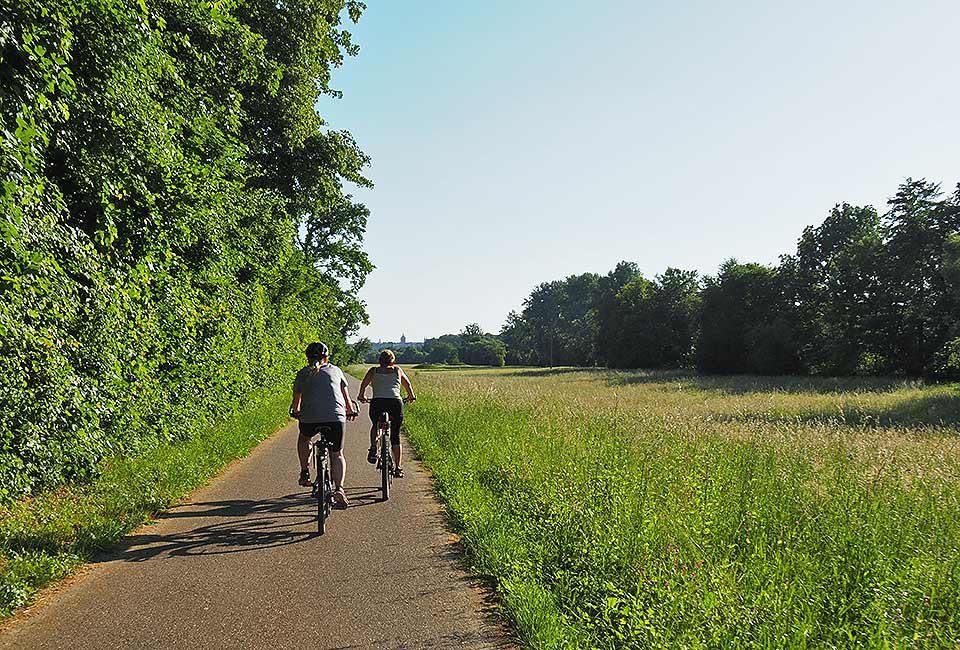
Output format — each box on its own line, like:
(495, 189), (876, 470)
(96, 493), (318, 562)
(344, 485), (384, 509)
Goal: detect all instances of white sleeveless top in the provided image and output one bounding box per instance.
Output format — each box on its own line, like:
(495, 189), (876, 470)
(371, 367), (402, 399)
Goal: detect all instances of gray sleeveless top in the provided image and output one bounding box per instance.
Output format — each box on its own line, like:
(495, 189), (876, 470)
(293, 363), (347, 423)
(372, 367), (402, 399)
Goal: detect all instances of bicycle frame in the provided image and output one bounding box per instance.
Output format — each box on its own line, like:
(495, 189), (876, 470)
(310, 440), (334, 535)
(376, 412), (393, 501)
(358, 394), (413, 501)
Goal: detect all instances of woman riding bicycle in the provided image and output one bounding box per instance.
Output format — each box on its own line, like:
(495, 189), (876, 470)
(290, 342), (358, 507)
(357, 349), (416, 478)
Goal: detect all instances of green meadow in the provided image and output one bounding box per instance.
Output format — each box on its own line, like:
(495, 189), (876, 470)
(403, 367), (960, 649)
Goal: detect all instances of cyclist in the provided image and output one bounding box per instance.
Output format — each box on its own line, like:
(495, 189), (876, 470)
(290, 342), (358, 508)
(357, 349), (416, 478)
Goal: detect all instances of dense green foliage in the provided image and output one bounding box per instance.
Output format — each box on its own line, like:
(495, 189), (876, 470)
(501, 179), (960, 377)
(405, 367), (960, 648)
(0, 0), (372, 503)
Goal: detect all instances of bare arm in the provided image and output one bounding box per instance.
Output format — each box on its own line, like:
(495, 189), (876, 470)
(399, 369), (416, 401)
(290, 391), (302, 417)
(341, 381), (357, 419)
(357, 367), (375, 401)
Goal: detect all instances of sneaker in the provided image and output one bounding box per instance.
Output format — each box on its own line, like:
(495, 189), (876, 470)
(367, 446), (377, 465)
(332, 487), (350, 509)
(393, 466), (404, 478)
(298, 469), (311, 487)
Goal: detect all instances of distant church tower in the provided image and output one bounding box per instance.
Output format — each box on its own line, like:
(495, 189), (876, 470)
(400, 333), (407, 344)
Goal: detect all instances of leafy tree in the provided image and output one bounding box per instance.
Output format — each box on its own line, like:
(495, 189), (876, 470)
(699, 260), (798, 374)
(594, 261), (642, 366)
(604, 268), (699, 369)
(520, 274), (599, 366)
(500, 310), (535, 365)
(426, 342), (459, 364)
(460, 339), (507, 366)
(649, 268), (701, 367)
(942, 230), (960, 298)
(346, 338), (373, 365)
(460, 323), (485, 344)
(878, 179), (960, 375)
(784, 203), (884, 374)
(396, 346), (427, 364)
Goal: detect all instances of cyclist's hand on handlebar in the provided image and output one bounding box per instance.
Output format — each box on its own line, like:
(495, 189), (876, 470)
(404, 395), (416, 404)
(289, 407), (300, 419)
(357, 395), (369, 403)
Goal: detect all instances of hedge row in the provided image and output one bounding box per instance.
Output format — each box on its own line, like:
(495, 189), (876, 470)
(0, 0), (372, 502)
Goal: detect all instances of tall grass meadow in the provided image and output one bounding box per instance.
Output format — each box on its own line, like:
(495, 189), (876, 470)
(404, 367), (960, 648)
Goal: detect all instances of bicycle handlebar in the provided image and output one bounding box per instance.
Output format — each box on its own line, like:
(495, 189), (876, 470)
(356, 396), (416, 404)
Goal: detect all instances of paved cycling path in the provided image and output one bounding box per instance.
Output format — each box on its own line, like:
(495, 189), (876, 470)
(1, 377), (511, 650)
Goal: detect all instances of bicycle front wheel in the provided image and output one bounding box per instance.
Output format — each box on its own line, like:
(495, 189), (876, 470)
(380, 436), (390, 501)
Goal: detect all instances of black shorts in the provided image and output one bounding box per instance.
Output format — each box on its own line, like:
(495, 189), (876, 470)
(369, 398), (403, 446)
(299, 421), (344, 452)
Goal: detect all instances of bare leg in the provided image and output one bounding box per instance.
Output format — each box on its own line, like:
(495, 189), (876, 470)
(391, 444), (402, 468)
(330, 450), (346, 488)
(298, 435), (311, 471)
(369, 424), (377, 449)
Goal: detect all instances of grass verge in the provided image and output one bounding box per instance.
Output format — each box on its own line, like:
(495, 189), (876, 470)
(0, 385), (290, 619)
(403, 368), (960, 649)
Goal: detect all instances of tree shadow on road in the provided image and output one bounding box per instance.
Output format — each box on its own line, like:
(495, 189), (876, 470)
(96, 493), (319, 562)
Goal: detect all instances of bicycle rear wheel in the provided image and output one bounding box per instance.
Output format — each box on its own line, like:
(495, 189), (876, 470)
(380, 433), (390, 501)
(316, 445), (328, 535)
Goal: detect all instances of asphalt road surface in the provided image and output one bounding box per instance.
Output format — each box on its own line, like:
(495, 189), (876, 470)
(1, 377), (511, 650)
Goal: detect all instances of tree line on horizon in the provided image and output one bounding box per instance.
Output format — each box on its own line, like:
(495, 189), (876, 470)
(1, 0), (372, 501)
(499, 178), (960, 378)
(358, 323), (508, 367)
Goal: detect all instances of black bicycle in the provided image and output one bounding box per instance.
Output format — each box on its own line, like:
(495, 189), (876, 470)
(370, 396), (415, 501)
(310, 436), (336, 535)
(375, 411), (394, 501)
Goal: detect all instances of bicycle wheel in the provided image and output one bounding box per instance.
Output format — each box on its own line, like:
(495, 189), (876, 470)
(380, 433), (390, 501)
(316, 446), (328, 535)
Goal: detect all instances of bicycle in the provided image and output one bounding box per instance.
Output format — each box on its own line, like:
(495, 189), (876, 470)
(363, 396), (414, 502)
(375, 411), (394, 501)
(309, 435), (336, 535)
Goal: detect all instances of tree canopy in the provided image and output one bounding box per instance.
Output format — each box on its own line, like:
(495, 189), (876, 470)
(1, 0), (373, 502)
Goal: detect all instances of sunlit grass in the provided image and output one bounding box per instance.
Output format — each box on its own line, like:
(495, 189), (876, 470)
(0, 386), (291, 618)
(404, 367), (960, 648)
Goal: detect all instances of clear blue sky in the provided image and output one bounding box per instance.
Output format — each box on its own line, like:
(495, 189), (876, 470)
(319, 0), (959, 344)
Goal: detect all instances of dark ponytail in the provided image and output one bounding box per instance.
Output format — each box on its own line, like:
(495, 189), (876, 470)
(305, 342), (329, 372)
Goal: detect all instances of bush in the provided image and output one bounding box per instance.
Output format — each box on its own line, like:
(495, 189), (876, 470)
(0, 0), (371, 503)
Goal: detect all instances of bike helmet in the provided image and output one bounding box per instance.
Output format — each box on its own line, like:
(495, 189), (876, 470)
(305, 342), (329, 360)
